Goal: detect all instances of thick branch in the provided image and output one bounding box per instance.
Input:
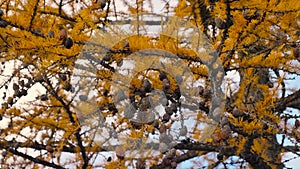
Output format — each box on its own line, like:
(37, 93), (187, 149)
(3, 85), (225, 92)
(276, 89), (300, 111)
(150, 150), (199, 169)
(7, 148), (65, 169)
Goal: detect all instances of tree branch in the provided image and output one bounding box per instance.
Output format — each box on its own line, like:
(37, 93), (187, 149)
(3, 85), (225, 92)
(276, 89), (300, 111)
(7, 148), (65, 169)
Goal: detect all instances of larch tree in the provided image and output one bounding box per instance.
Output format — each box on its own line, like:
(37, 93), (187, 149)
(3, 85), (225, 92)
(0, 0), (299, 169)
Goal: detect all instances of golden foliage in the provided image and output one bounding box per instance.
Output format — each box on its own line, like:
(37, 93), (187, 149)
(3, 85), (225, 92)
(0, 0), (299, 168)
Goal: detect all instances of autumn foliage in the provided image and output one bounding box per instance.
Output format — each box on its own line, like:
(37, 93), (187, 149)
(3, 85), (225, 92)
(0, 0), (299, 169)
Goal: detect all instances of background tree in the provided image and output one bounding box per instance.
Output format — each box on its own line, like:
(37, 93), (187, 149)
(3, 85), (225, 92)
(0, 0), (299, 169)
